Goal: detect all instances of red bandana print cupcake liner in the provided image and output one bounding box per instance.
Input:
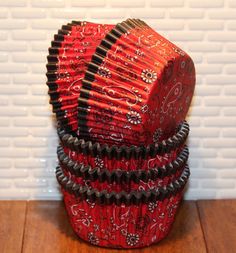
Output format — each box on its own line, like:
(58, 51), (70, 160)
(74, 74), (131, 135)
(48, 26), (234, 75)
(46, 19), (195, 146)
(56, 164), (190, 248)
(63, 189), (183, 248)
(62, 145), (182, 172)
(57, 145), (188, 192)
(57, 146), (189, 178)
(61, 163), (185, 193)
(57, 144), (189, 184)
(57, 120), (189, 161)
(47, 21), (114, 132)
(79, 19), (195, 145)
(57, 121), (188, 172)
(57, 121), (188, 171)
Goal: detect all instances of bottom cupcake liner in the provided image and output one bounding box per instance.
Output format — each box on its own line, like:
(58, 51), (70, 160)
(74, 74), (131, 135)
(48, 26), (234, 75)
(62, 184), (185, 248)
(57, 162), (189, 248)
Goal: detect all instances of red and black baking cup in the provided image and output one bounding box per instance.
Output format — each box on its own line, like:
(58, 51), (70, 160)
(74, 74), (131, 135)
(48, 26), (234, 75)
(47, 21), (114, 136)
(57, 120), (189, 160)
(57, 144), (188, 192)
(57, 144), (189, 183)
(57, 121), (189, 172)
(56, 164), (190, 248)
(46, 19), (195, 146)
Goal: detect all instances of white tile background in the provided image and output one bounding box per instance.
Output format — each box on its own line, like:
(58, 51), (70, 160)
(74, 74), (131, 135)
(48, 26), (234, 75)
(0, 0), (236, 200)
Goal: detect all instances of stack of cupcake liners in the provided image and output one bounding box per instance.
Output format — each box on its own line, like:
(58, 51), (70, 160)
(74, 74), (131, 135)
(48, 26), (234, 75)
(46, 18), (195, 248)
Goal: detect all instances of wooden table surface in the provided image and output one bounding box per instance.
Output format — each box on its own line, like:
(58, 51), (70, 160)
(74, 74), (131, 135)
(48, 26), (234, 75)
(0, 200), (235, 253)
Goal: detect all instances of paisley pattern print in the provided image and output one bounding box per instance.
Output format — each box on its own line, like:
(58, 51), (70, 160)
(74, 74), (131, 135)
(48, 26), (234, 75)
(126, 233), (140, 246)
(68, 78), (82, 95)
(63, 189), (183, 248)
(64, 137), (183, 173)
(161, 82), (183, 114)
(47, 19), (195, 146)
(88, 232), (99, 245)
(94, 156), (104, 169)
(62, 162), (184, 192)
(102, 86), (140, 106)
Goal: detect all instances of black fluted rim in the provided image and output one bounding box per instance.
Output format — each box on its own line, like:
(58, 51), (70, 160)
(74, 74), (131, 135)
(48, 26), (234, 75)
(46, 21), (82, 132)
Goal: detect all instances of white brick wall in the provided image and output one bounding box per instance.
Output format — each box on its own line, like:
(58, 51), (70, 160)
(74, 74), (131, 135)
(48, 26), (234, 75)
(0, 0), (235, 200)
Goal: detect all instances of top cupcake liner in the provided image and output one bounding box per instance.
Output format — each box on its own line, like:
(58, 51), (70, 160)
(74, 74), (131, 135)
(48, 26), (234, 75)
(78, 19), (195, 145)
(46, 23), (73, 122)
(57, 120), (189, 159)
(56, 163), (190, 205)
(46, 19), (195, 146)
(46, 21), (115, 134)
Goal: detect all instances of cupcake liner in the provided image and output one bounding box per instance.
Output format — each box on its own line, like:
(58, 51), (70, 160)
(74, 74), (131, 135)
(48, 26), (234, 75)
(48, 22), (113, 102)
(60, 162), (185, 192)
(77, 18), (195, 145)
(58, 120), (189, 159)
(56, 163), (189, 205)
(57, 144), (188, 183)
(62, 189), (184, 248)
(46, 19), (195, 146)
(62, 144), (182, 172)
(57, 143), (188, 192)
(46, 21), (114, 133)
(57, 165), (189, 248)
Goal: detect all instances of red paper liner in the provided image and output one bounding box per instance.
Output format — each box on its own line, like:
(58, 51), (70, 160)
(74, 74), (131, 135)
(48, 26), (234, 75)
(56, 163), (189, 204)
(58, 120), (189, 160)
(57, 165), (189, 248)
(62, 144), (181, 172)
(78, 18), (195, 145)
(61, 164), (185, 192)
(62, 189), (184, 248)
(46, 19), (195, 146)
(57, 144), (189, 183)
(46, 21), (115, 133)
(59, 146), (187, 193)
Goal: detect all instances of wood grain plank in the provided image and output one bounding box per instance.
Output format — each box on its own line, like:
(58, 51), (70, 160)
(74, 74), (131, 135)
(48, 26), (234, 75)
(0, 201), (27, 253)
(197, 199), (236, 253)
(22, 201), (84, 253)
(22, 201), (206, 253)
